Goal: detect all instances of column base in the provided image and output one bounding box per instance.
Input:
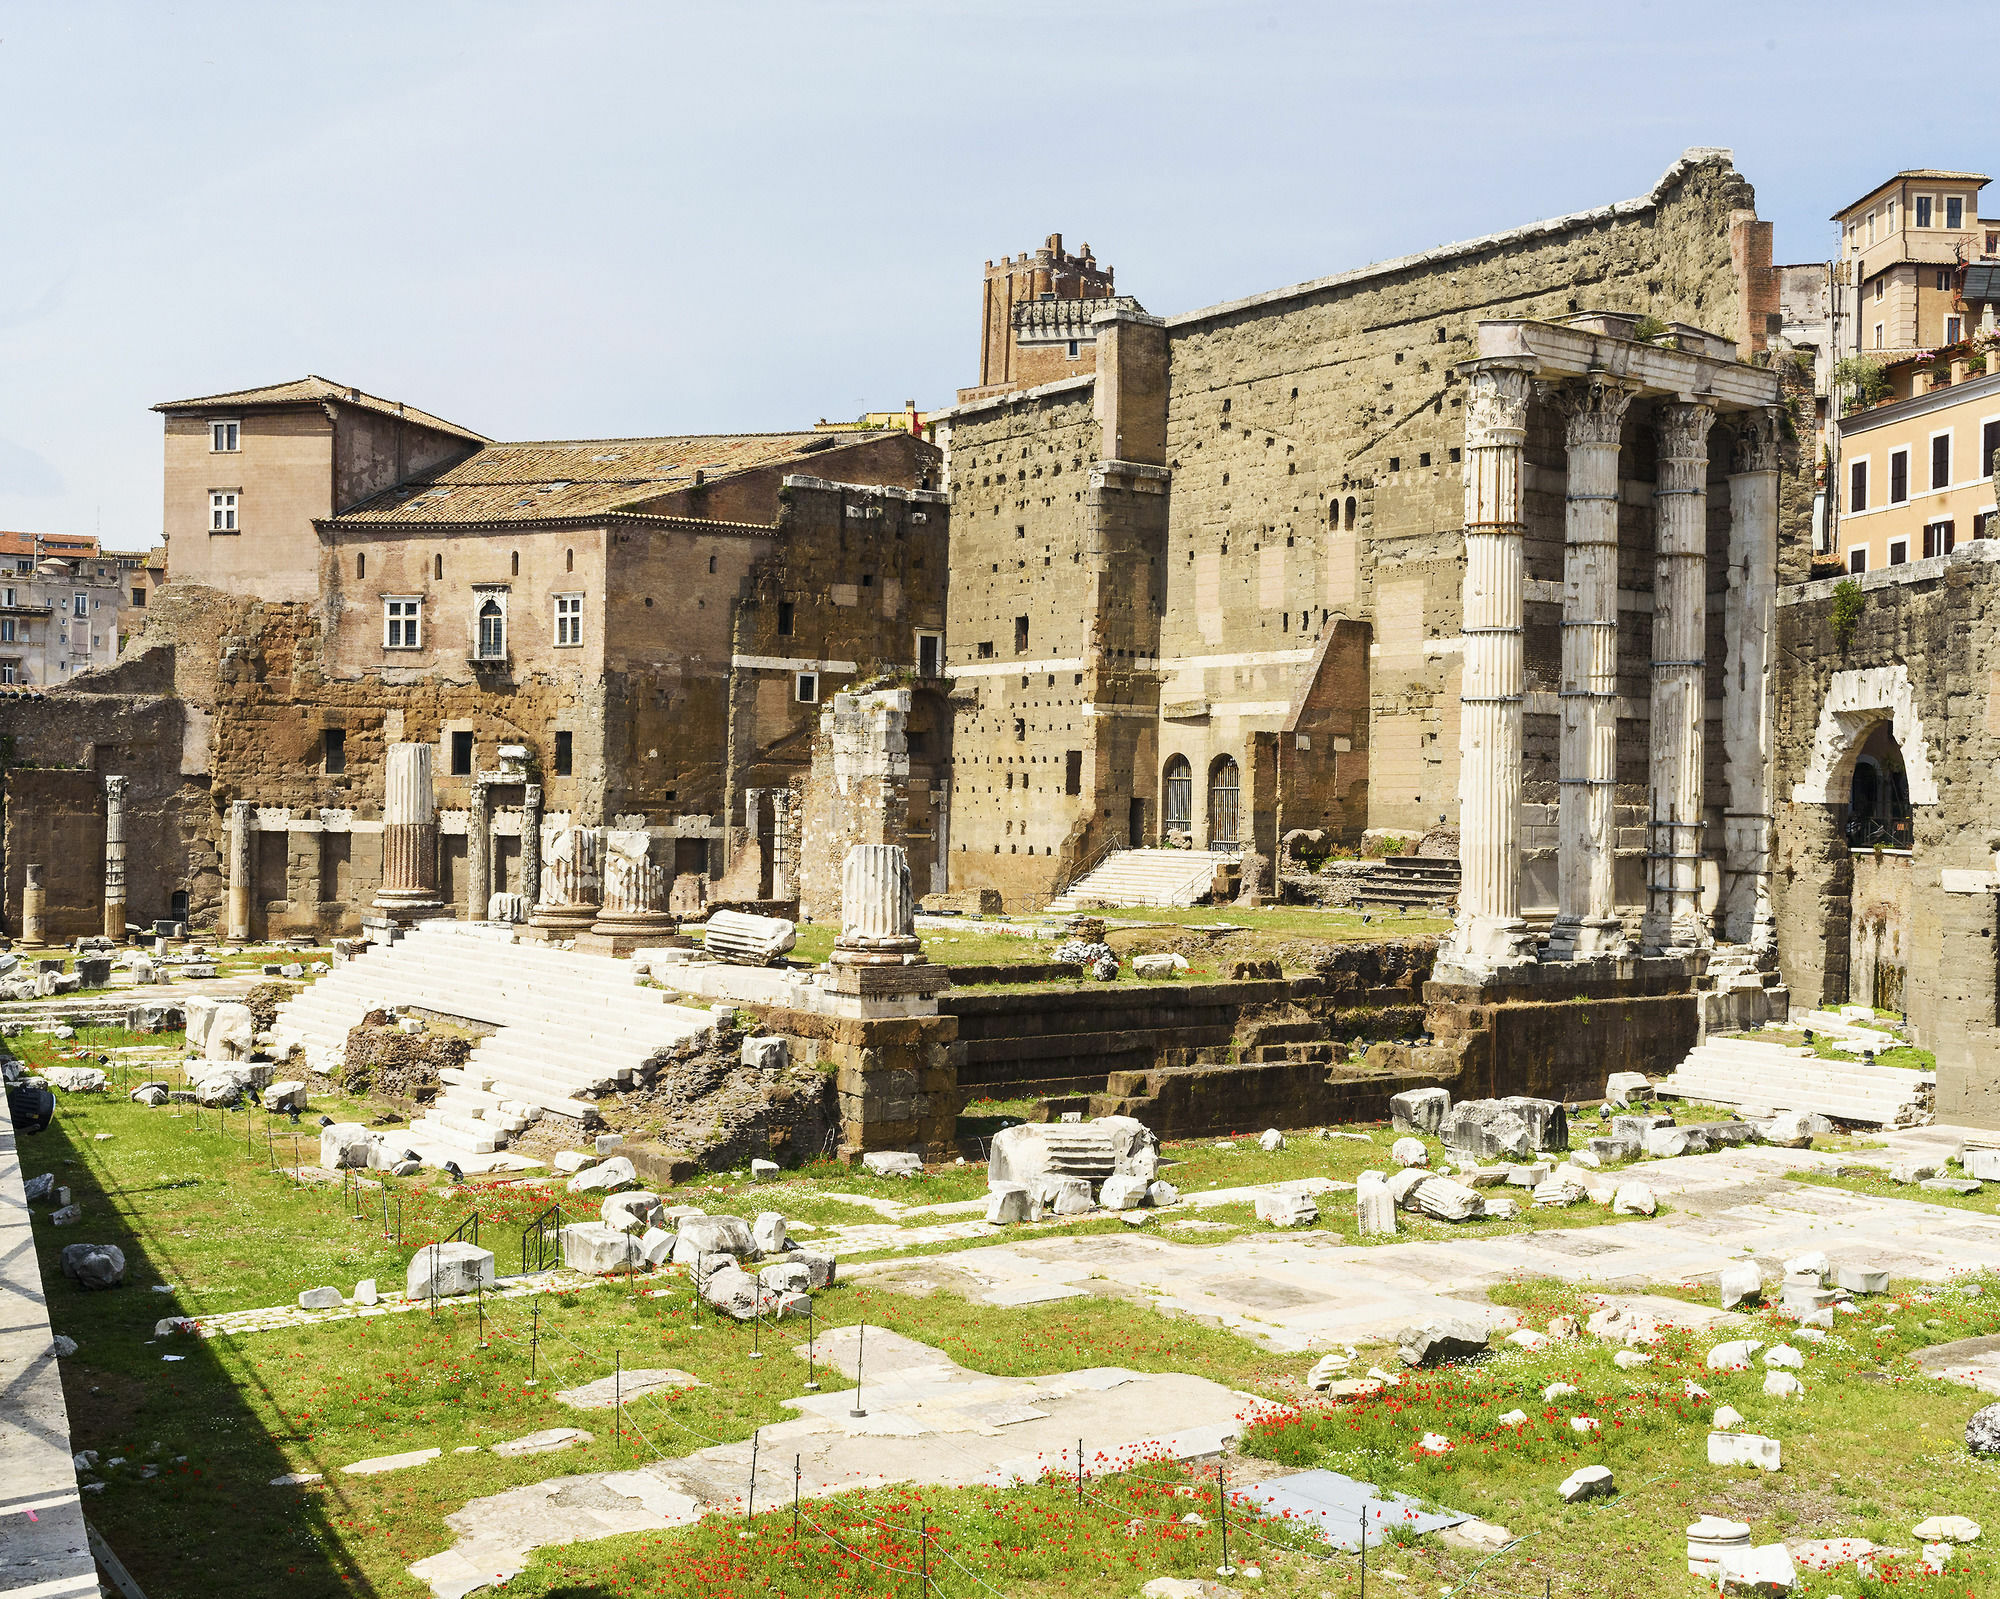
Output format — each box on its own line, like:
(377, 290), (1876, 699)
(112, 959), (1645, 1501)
(371, 892), (451, 929)
(1640, 909), (1712, 959)
(1545, 917), (1631, 961)
(1437, 914), (1539, 981)
(526, 903), (600, 939)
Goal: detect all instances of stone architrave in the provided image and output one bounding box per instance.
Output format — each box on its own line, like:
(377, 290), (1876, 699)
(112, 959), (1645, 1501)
(102, 775), (128, 941)
(1546, 376), (1638, 960)
(831, 844), (920, 964)
(373, 743), (445, 923)
(19, 862), (47, 949)
(1445, 361), (1538, 972)
(589, 829), (677, 946)
(225, 798), (254, 943)
(1643, 401), (1717, 955)
(1721, 409), (1782, 949)
(529, 826), (602, 936)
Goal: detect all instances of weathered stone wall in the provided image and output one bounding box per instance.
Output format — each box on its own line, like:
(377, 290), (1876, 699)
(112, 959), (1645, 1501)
(762, 1006), (958, 1160)
(1773, 547), (2000, 1125)
(2, 769), (104, 940)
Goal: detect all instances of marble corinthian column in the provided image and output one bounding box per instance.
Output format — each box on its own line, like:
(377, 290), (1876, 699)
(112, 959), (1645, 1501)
(1721, 408), (1782, 948)
(1446, 360), (1539, 972)
(1546, 377), (1637, 960)
(373, 742), (444, 921)
(1642, 400), (1717, 955)
(226, 799), (254, 943)
(103, 775), (128, 941)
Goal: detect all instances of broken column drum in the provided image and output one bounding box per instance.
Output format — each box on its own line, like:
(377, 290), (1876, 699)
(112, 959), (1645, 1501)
(1446, 361), (1537, 971)
(832, 844), (920, 964)
(465, 777), (492, 919)
(1721, 410), (1781, 949)
(19, 862), (47, 948)
(1547, 377), (1638, 960)
(102, 774), (128, 941)
(1642, 401), (1716, 956)
(520, 783), (543, 911)
(373, 742), (444, 921)
(530, 825), (602, 935)
(591, 829), (675, 939)
(226, 798), (254, 943)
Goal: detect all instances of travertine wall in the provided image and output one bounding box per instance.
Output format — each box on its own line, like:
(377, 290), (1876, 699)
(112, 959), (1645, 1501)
(945, 150), (1774, 908)
(1772, 548), (2000, 1125)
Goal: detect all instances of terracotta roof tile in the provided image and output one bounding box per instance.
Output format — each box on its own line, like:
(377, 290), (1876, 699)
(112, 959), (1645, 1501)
(152, 375), (487, 443)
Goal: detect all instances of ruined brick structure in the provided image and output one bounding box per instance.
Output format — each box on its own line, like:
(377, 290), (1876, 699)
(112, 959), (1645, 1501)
(938, 149), (1783, 912)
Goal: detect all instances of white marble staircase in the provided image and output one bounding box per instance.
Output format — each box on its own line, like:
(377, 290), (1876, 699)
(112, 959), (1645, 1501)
(1660, 1033), (1934, 1128)
(1047, 849), (1230, 913)
(271, 921), (721, 1160)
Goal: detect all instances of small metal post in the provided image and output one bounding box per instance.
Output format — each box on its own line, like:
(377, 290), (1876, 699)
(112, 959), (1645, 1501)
(615, 1350), (621, 1444)
(692, 1251), (704, 1329)
(750, 1292), (763, 1360)
(1359, 1504), (1366, 1599)
(1216, 1461), (1234, 1578)
(803, 1301), (819, 1391)
(527, 1299), (539, 1386)
(1077, 1438), (1083, 1506)
(746, 1428), (759, 1528)
(849, 1322), (867, 1418)
(396, 1194), (403, 1245)
(793, 1453), (801, 1540)
(920, 1513), (928, 1597)
(477, 1278), (487, 1349)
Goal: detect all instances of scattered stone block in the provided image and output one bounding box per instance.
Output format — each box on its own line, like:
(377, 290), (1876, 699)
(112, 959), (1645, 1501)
(44, 1066), (107, 1093)
(749, 1158), (780, 1182)
(341, 1447), (442, 1476)
(673, 1214), (755, 1263)
(1558, 1464), (1614, 1502)
(1764, 1111), (1831, 1148)
(1497, 1409), (1528, 1426)
(1707, 1339), (1763, 1371)
(741, 1036), (788, 1071)
(1389, 1087), (1451, 1136)
(1305, 1352), (1351, 1390)
(1099, 1173), (1149, 1211)
(1355, 1173), (1397, 1238)
(1603, 1072), (1653, 1107)
(1646, 1125), (1710, 1159)
(1130, 952), (1188, 978)
(1612, 1181), (1657, 1216)
(1411, 1175), (1483, 1222)
(1397, 1316), (1489, 1368)
(601, 1191), (661, 1233)
(1779, 1274), (1836, 1318)
(553, 1151), (590, 1174)
(1612, 1112), (1675, 1141)
(1040, 1175), (1096, 1215)
(1542, 1381), (1578, 1400)
(1890, 1156), (1941, 1183)
(567, 1156), (637, 1194)
(1532, 1175), (1586, 1208)
(1481, 1194), (1520, 1220)
(1713, 1405), (1744, 1430)
(1390, 1137), (1429, 1168)
(1719, 1262), (1763, 1309)
(297, 1286), (343, 1311)
(1441, 1102), (1534, 1162)
(1505, 1161), (1552, 1188)
(1612, 1350), (1652, 1370)
(986, 1183), (1031, 1224)
(595, 1133), (624, 1155)
(699, 1263), (762, 1319)
(320, 1122), (376, 1171)
(1762, 1370), (1804, 1398)
(1587, 1135), (1642, 1163)
(1254, 1191), (1317, 1228)
(759, 1260), (811, 1294)
(58, 1243), (125, 1290)
(50, 1204), (81, 1226)
(1912, 1515), (1981, 1542)
(406, 1242), (496, 1301)
(1963, 1149), (2000, 1181)
(492, 1428), (593, 1458)
(703, 909), (797, 966)
(1782, 1251), (1828, 1281)
(1922, 1176), (1983, 1195)
(1763, 1343), (1803, 1370)
(1147, 1180), (1179, 1207)
(791, 1250), (836, 1290)
(129, 1084), (169, 1107)
(560, 1222), (645, 1275)
(1687, 1516), (1754, 1577)
(1708, 1431), (1782, 1470)
(1717, 1543), (1795, 1595)
(264, 1080), (308, 1112)
(1258, 1128), (1286, 1152)
(863, 1151), (923, 1178)
(354, 1279), (378, 1306)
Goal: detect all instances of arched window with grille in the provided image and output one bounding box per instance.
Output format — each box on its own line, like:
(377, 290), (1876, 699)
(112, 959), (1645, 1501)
(1208, 755), (1240, 845)
(476, 595), (506, 660)
(1162, 755), (1193, 834)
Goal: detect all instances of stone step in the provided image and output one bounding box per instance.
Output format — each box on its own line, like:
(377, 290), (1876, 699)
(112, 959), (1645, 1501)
(403, 1115), (502, 1155)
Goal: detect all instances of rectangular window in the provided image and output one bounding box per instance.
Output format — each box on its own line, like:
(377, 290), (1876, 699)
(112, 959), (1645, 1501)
(1, 620), (14, 643)
(1945, 315), (1963, 344)
(1874, 323), (1884, 350)
(795, 672), (818, 704)
(450, 730), (474, 775)
(1932, 432), (1953, 490)
(130, 586), (145, 607)
(322, 727), (346, 774)
(384, 597), (421, 648)
(2, 588), (11, 606)
(1889, 448), (1909, 504)
(553, 730), (573, 776)
(776, 600), (795, 636)
(1947, 196), (1964, 230)
(976, 640), (993, 659)
(1916, 195), (1934, 228)
(1875, 275), (1886, 303)
(72, 593), (87, 617)
(0, 661), (14, 684)
(1849, 546), (1868, 574)
(210, 419), (239, 452)
(1064, 749), (1083, 796)
(554, 593), (583, 647)
(918, 632), (939, 678)
(209, 490), (238, 531)
(1849, 458), (1869, 512)
(1014, 615), (1029, 653)
(1014, 718), (1026, 742)
(1923, 520), (1956, 559)
(1984, 420), (2000, 479)
(1938, 269), (1953, 292)
(1888, 538), (1909, 566)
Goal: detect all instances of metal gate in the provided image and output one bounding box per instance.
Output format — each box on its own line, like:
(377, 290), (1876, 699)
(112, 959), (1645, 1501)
(1208, 757), (1240, 845)
(1163, 756), (1192, 833)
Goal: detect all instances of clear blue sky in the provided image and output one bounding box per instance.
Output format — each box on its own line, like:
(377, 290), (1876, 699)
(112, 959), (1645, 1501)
(0, 1), (1988, 548)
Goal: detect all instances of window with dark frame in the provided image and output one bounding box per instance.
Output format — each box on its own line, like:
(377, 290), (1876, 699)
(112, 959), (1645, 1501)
(322, 728), (346, 774)
(1932, 433), (1952, 490)
(554, 730), (573, 776)
(1850, 458), (1868, 512)
(1064, 749), (1082, 796)
(777, 600), (795, 635)
(1014, 615), (1029, 653)
(1889, 450), (1909, 504)
(450, 730), (474, 775)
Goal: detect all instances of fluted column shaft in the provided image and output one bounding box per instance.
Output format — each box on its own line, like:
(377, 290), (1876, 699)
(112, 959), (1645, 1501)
(1448, 361), (1538, 970)
(521, 783), (543, 906)
(465, 780), (492, 918)
(103, 775), (128, 941)
(374, 742), (442, 919)
(226, 799), (254, 942)
(1643, 401), (1717, 954)
(20, 863), (47, 948)
(1722, 410), (1781, 948)
(832, 843), (919, 962)
(1548, 379), (1637, 959)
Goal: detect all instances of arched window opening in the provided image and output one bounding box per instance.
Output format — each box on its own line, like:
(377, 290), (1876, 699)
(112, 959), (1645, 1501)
(476, 596), (506, 661)
(1846, 723), (1912, 848)
(356, 552), (365, 579)
(1163, 756), (1193, 834)
(1344, 496), (1358, 530)
(434, 553), (443, 580)
(1208, 755), (1241, 846)
(565, 548), (575, 572)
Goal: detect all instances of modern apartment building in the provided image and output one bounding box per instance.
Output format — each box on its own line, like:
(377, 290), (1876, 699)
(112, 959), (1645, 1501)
(1836, 352), (2000, 573)
(0, 532), (149, 686)
(1834, 170), (1994, 358)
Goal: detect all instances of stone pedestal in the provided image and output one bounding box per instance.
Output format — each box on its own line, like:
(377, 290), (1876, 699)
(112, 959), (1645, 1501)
(1642, 402), (1716, 955)
(225, 799), (254, 943)
(1547, 378), (1637, 959)
(1721, 410), (1781, 949)
(102, 775), (128, 941)
(528, 826), (602, 937)
(582, 829), (685, 955)
(373, 743), (447, 925)
(19, 863), (47, 949)
(1444, 362), (1538, 974)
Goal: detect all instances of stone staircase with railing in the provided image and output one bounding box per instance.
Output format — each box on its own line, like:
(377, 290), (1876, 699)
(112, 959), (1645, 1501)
(1047, 849), (1230, 913)
(271, 920), (720, 1161)
(1348, 856), (1461, 911)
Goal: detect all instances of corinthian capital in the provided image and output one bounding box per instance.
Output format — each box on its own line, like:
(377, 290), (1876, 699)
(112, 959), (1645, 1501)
(1656, 400), (1717, 462)
(1463, 361), (1536, 447)
(1547, 375), (1640, 450)
(1730, 407), (1784, 475)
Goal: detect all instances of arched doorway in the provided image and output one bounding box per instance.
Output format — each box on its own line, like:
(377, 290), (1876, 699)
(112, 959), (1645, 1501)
(1208, 756), (1240, 846)
(1845, 723), (1912, 848)
(1162, 756), (1192, 837)
(1844, 722), (1913, 1011)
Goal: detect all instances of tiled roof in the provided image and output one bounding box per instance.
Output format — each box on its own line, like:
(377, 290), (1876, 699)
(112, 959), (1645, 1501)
(328, 431), (858, 526)
(1964, 264), (2000, 301)
(1834, 170), (1991, 219)
(152, 376), (488, 443)
(0, 531), (99, 557)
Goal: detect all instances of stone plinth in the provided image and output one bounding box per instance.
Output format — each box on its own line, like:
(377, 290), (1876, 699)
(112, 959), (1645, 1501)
(373, 743), (447, 924)
(527, 826), (601, 937)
